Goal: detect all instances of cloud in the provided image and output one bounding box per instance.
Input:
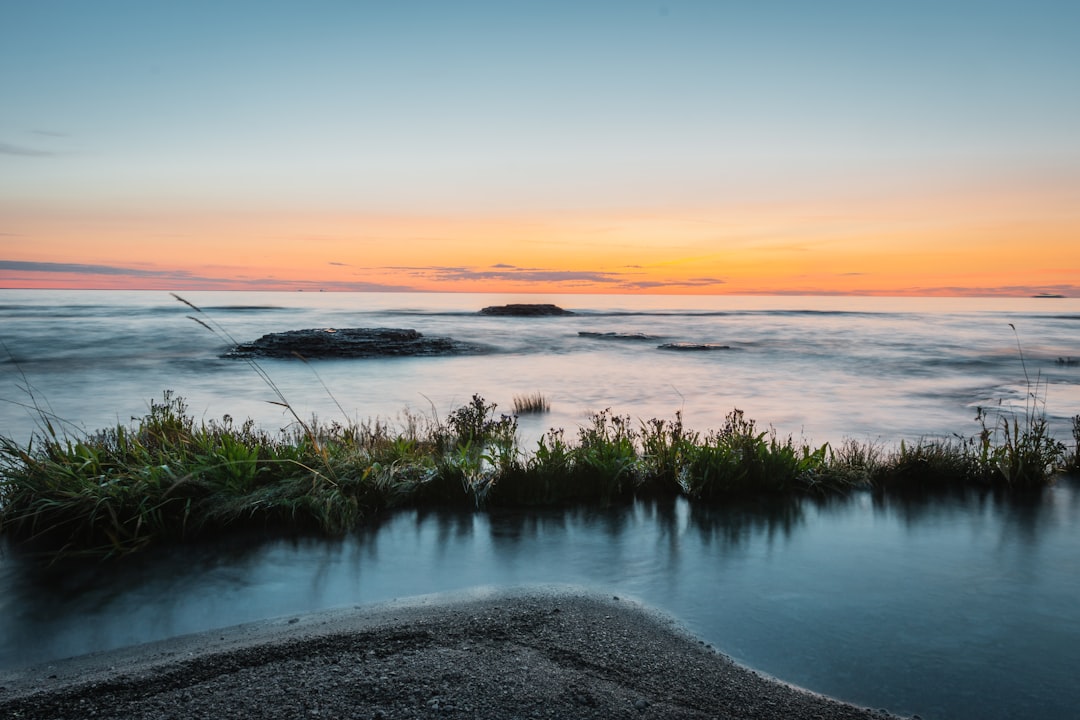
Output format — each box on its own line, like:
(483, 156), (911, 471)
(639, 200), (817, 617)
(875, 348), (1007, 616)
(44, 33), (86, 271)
(619, 277), (726, 290)
(905, 283), (1080, 298)
(296, 279), (416, 292)
(386, 264), (729, 291)
(0, 142), (55, 157)
(328, 261), (349, 266)
(0, 260), (190, 277)
(420, 266), (622, 285)
(0, 260), (417, 292)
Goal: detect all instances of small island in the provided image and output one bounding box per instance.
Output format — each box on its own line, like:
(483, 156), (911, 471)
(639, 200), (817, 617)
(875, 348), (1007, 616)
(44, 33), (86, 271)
(479, 304), (575, 316)
(226, 328), (484, 359)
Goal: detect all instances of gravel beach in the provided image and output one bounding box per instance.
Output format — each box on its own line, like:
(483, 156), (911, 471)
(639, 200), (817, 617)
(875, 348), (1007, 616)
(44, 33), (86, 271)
(0, 589), (908, 720)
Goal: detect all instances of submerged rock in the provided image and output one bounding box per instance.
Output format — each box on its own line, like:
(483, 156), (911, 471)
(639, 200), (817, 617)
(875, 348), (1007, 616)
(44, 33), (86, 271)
(657, 342), (731, 351)
(578, 331), (657, 341)
(226, 328), (483, 359)
(479, 304), (574, 316)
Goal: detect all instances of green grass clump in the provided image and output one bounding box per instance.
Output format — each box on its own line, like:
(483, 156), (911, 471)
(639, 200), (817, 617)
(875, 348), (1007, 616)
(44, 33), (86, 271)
(872, 438), (976, 491)
(637, 413), (697, 496)
(681, 410), (833, 500)
(0, 392), (397, 556)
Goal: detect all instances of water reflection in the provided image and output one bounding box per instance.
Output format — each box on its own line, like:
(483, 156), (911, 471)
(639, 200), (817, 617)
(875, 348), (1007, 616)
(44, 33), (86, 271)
(871, 479), (1076, 545)
(689, 495), (805, 548)
(2, 487), (1078, 720)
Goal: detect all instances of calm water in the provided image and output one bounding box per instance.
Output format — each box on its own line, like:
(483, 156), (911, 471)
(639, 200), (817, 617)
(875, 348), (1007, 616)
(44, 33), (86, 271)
(2, 488), (1079, 720)
(2, 290), (1080, 719)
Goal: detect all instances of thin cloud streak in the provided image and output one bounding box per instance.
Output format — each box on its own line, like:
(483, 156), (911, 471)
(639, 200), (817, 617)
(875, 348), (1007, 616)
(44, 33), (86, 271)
(0, 260), (415, 292)
(0, 142), (55, 157)
(0, 260), (188, 277)
(391, 264), (728, 291)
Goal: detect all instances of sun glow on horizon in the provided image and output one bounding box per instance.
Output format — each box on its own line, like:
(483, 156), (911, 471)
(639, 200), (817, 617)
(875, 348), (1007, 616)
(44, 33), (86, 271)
(3, 183), (1078, 297)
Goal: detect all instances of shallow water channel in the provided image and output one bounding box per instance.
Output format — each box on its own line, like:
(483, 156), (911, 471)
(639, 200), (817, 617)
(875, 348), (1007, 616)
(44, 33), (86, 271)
(3, 482), (1079, 720)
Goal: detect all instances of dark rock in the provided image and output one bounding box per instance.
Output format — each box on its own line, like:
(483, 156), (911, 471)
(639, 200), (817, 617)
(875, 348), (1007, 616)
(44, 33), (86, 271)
(657, 343), (731, 351)
(226, 328), (484, 359)
(479, 304), (574, 316)
(578, 331), (657, 341)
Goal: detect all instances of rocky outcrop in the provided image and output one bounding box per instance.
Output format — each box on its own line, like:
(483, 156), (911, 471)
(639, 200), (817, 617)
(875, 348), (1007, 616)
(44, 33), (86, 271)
(578, 331), (657, 341)
(658, 343), (732, 351)
(226, 328), (483, 359)
(479, 304), (574, 316)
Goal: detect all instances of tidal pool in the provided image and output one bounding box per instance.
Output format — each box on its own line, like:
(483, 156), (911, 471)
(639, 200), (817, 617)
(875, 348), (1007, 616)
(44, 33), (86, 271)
(2, 480), (1078, 720)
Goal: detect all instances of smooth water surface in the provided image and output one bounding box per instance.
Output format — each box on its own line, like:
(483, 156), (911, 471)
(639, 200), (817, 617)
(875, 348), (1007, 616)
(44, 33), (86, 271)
(2, 482), (1079, 720)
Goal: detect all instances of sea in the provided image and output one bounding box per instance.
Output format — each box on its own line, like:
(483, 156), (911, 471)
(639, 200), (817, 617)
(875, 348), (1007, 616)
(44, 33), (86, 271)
(2, 290), (1078, 448)
(2, 290), (1080, 720)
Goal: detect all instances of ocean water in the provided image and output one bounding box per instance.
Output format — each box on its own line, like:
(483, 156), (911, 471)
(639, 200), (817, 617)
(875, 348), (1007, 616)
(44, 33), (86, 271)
(1, 489), (1079, 720)
(2, 290), (1079, 448)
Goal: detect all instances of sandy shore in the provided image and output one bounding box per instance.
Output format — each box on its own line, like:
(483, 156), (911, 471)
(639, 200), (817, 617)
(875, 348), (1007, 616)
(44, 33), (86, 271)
(0, 589), (907, 719)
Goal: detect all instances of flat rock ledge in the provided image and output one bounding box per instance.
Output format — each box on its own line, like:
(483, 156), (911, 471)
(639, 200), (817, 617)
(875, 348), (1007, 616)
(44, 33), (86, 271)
(579, 331), (658, 341)
(479, 304), (575, 316)
(659, 342), (732, 351)
(225, 328), (484, 359)
(0, 589), (909, 720)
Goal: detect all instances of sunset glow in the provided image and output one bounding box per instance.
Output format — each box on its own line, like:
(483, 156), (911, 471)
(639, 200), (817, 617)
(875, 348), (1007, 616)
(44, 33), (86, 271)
(2, 1), (1078, 297)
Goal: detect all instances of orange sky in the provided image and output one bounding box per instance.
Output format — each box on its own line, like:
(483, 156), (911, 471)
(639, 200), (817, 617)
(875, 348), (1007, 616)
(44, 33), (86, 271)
(2, 181), (1077, 296)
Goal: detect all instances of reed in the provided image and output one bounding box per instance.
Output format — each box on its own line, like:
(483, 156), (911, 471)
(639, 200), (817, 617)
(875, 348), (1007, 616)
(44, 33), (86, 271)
(968, 325), (1068, 488)
(1071, 415), (1080, 473)
(512, 393), (550, 415)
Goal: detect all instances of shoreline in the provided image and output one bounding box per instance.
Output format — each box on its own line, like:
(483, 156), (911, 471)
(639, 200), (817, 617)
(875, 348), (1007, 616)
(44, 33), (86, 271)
(0, 588), (907, 719)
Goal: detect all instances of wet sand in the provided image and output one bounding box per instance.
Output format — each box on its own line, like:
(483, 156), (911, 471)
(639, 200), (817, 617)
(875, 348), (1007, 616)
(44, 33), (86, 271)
(0, 589), (908, 719)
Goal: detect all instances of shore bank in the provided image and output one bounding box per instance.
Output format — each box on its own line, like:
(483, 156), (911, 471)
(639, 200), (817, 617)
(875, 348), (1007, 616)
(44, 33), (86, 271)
(0, 589), (906, 720)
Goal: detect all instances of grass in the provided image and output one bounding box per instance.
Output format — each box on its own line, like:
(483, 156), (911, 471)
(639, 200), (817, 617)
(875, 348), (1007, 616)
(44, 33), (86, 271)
(1071, 415), (1080, 473)
(512, 393), (550, 414)
(2, 391), (1076, 559)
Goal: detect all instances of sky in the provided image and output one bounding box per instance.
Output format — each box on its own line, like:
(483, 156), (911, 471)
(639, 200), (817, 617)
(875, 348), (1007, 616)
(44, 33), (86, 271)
(1, 0), (1078, 296)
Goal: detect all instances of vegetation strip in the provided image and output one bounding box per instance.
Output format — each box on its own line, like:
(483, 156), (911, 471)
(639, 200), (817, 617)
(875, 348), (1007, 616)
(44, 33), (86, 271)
(1, 390), (1077, 560)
